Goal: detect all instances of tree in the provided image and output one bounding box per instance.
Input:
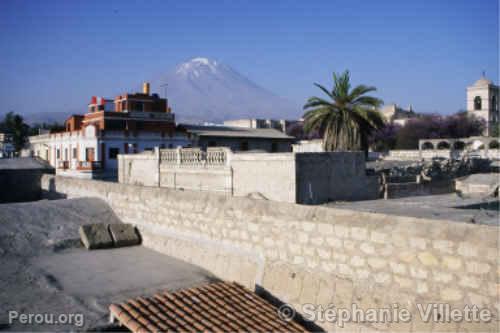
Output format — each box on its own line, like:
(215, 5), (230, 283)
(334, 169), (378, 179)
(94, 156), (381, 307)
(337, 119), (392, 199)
(393, 113), (485, 149)
(302, 70), (384, 153)
(0, 112), (30, 152)
(369, 123), (401, 151)
(28, 122), (65, 136)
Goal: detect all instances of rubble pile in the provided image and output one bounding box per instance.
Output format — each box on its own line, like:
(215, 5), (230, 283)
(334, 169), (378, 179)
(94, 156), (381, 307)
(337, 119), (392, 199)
(369, 158), (493, 183)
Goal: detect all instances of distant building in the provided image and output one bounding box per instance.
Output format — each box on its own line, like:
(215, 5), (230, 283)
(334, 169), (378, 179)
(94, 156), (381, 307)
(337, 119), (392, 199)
(0, 133), (15, 158)
(29, 83), (189, 178)
(180, 124), (294, 152)
(379, 104), (417, 126)
(466, 74), (499, 135)
(223, 118), (300, 134)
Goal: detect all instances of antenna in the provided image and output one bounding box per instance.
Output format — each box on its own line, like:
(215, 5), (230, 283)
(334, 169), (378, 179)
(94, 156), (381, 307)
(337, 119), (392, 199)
(160, 83), (168, 98)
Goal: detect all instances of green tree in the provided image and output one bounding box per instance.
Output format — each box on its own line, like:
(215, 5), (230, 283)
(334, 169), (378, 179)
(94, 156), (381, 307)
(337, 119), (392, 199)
(0, 112), (30, 152)
(303, 70), (384, 154)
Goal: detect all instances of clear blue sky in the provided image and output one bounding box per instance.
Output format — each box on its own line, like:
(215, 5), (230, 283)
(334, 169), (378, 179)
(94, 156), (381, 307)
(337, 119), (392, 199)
(0, 0), (498, 118)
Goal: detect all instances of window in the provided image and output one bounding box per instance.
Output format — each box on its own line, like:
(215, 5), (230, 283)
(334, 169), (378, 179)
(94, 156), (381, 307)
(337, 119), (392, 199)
(85, 148), (95, 161)
(109, 148), (120, 159)
(437, 141), (450, 150)
(271, 142), (278, 152)
(240, 141), (249, 151)
(72, 148), (77, 159)
(144, 147), (153, 151)
(474, 96), (482, 110)
(492, 96), (498, 111)
(421, 142), (434, 150)
(64, 148), (68, 160)
(56, 149), (60, 159)
(208, 141), (217, 147)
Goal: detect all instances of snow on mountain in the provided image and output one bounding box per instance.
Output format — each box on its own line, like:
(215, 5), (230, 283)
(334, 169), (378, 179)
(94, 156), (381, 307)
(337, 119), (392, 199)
(151, 57), (300, 124)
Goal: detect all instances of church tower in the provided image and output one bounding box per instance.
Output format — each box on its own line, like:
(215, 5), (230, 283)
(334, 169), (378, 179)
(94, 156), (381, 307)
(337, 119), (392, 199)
(466, 74), (499, 136)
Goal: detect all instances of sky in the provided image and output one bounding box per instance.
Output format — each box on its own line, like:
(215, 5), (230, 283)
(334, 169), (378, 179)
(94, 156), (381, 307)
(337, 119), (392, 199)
(0, 0), (498, 120)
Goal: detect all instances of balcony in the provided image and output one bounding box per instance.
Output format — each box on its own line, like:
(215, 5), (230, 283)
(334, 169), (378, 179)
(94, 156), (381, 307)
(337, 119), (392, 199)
(77, 161), (102, 171)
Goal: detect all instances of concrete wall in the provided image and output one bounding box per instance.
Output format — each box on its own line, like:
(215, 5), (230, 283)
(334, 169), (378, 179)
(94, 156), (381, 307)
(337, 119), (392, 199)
(119, 149), (379, 204)
(385, 179), (455, 199)
(118, 151), (159, 186)
(41, 175), (498, 332)
(292, 140), (324, 153)
(294, 153), (379, 203)
(231, 153), (296, 202)
(0, 169), (54, 203)
(160, 167), (232, 193)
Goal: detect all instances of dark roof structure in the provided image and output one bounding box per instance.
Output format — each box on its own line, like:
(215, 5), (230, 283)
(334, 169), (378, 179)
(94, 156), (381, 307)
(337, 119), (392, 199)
(109, 281), (308, 333)
(180, 124), (294, 140)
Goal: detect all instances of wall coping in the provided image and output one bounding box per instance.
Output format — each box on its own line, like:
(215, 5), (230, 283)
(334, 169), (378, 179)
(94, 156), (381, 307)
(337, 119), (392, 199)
(42, 175), (497, 245)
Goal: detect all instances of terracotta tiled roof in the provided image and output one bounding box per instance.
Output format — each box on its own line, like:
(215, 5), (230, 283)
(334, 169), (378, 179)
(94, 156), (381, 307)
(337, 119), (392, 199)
(109, 281), (307, 333)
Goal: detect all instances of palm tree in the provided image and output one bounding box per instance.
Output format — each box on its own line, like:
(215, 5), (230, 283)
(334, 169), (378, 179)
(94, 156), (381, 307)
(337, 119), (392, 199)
(303, 70), (384, 153)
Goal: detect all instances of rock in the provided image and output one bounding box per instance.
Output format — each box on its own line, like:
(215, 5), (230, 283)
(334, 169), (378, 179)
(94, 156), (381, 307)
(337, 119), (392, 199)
(79, 224), (114, 250)
(108, 224), (141, 247)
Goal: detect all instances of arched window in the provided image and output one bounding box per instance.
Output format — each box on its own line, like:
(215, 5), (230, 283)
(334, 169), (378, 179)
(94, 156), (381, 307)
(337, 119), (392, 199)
(474, 96), (482, 110)
(421, 142), (434, 150)
(437, 141), (450, 150)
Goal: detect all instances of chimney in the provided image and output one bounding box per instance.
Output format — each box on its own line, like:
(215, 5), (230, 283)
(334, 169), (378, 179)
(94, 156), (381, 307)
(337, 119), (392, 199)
(143, 82), (150, 95)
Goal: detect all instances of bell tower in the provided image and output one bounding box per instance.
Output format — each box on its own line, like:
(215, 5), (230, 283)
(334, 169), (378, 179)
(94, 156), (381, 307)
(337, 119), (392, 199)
(466, 73), (499, 136)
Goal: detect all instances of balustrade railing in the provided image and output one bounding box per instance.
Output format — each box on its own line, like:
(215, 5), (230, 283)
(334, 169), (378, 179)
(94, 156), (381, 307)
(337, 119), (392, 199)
(160, 147), (229, 167)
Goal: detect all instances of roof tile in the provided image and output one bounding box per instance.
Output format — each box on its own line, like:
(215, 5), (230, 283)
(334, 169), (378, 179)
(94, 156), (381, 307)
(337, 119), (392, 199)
(110, 281), (307, 333)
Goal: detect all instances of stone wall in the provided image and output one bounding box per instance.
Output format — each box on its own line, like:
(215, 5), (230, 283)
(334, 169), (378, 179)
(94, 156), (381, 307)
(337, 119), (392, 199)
(387, 149), (500, 161)
(385, 179), (455, 199)
(119, 148), (379, 204)
(41, 175), (498, 332)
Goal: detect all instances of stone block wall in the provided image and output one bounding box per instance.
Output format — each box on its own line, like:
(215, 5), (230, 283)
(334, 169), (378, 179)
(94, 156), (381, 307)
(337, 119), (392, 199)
(41, 175), (498, 332)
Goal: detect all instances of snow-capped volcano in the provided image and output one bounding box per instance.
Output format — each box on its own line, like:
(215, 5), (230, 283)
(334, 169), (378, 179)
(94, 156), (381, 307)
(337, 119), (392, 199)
(175, 57), (220, 77)
(151, 57), (300, 123)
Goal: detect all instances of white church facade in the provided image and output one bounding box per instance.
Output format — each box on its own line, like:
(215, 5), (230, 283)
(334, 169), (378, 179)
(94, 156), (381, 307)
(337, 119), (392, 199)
(466, 74), (499, 136)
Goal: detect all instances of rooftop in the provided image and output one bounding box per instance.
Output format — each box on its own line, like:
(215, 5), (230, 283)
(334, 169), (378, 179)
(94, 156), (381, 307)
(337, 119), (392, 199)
(181, 124), (294, 140)
(328, 193), (499, 225)
(110, 281), (307, 333)
(0, 198), (215, 331)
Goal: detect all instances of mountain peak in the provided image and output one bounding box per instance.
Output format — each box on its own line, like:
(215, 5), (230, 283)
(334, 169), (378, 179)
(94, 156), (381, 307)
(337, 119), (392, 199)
(176, 57), (219, 76)
(152, 58), (300, 123)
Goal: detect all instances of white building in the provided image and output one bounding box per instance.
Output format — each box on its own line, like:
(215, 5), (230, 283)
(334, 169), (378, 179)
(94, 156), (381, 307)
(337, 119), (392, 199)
(0, 133), (15, 158)
(466, 74), (499, 135)
(29, 83), (189, 179)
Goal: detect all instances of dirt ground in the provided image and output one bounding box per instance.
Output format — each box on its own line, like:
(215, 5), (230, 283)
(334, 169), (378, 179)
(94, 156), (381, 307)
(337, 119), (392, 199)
(0, 198), (216, 331)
